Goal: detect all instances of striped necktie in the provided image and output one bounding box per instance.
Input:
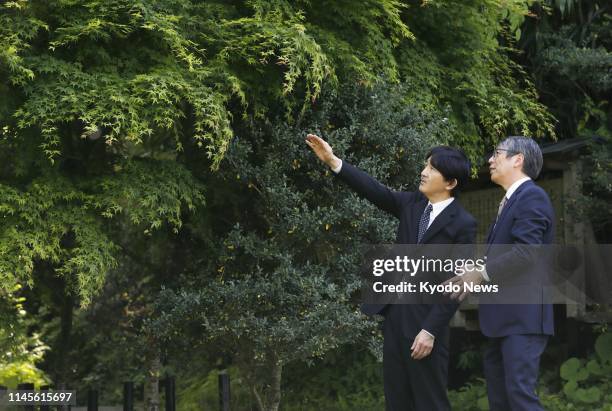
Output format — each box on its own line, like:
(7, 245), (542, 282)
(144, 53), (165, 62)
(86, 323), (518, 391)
(417, 204), (433, 243)
(497, 196), (507, 219)
(493, 196), (507, 228)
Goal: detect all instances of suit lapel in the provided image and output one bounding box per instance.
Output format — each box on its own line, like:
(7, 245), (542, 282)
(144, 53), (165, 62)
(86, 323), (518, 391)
(485, 221), (496, 243)
(419, 200), (457, 244)
(486, 181), (533, 245)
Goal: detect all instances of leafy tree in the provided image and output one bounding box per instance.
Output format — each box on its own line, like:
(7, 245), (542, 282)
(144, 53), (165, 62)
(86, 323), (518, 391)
(518, 0), (611, 238)
(151, 83), (449, 411)
(0, 0), (563, 408)
(1, 1), (222, 335)
(0, 0), (559, 301)
(396, 0), (556, 160)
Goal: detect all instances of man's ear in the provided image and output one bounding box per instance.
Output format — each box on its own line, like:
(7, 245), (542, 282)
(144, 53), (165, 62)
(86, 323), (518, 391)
(513, 153), (525, 169)
(446, 178), (458, 191)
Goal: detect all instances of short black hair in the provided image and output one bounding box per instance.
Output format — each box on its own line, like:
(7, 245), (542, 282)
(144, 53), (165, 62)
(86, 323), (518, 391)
(426, 146), (471, 196)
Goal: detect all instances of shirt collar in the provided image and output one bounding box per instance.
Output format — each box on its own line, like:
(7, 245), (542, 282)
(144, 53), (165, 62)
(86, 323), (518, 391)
(428, 196), (455, 215)
(505, 176), (531, 200)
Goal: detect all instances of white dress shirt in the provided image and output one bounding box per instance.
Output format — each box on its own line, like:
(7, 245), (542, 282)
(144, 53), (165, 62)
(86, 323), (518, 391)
(427, 197), (454, 229)
(505, 177), (531, 200)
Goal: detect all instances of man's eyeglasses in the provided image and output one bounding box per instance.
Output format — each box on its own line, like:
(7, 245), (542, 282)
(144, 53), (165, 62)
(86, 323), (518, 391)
(492, 148), (519, 159)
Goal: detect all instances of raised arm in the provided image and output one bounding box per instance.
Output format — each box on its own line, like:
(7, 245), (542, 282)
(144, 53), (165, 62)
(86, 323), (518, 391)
(305, 133), (342, 170)
(305, 134), (408, 218)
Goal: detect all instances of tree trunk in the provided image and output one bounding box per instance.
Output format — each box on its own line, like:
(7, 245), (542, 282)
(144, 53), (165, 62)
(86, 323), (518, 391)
(143, 347), (161, 411)
(56, 288), (73, 411)
(250, 357), (283, 411)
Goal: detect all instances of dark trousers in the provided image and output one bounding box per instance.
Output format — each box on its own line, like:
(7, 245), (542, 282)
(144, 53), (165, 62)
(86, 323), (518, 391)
(383, 305), (451, 411)
(483, 334), (548, 411)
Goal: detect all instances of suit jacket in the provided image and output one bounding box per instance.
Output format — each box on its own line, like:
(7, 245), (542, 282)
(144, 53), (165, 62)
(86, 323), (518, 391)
(336, 161), (477, 339)
(479, 180), (555, 337)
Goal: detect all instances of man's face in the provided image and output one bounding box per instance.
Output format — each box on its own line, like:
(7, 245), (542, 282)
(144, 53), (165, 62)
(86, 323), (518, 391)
(419, 157), (451, 197)
(488, 145), (521, 185)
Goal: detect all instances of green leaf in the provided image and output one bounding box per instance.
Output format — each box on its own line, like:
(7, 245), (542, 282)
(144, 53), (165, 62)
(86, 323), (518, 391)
(595, 333), (612, 364)
(586, 359), (603, 376)
(560, 358), (581, 381)
(477, 396), (489, 410)
(563, 380), (577, 396)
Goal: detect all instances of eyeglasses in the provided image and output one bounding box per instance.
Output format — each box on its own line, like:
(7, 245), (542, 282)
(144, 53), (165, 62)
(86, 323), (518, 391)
(492, 148), (519, 159)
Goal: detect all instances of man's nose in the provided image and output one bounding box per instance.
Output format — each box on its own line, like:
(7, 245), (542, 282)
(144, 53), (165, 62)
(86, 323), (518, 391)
(488, 155), (494, 164)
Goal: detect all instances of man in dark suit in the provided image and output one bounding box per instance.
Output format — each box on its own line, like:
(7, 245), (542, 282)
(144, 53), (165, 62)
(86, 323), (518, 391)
(446, 136), (554, 411)
(305, 134), (477, 411)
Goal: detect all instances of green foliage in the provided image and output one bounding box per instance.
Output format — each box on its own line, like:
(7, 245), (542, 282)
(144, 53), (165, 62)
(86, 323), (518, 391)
(558, 333), (612, 407)
(0, 0), (562, 312)
(0, 0), (419, 169)
(594, 332), (612, 361)
(448, 378), (489, 411)
(519, 0), (612, 237)
(0, 159), (205, 306)
(456, 347), (482, 372)
(0, 285), (49, 389)
(176, 367), (255, 411)
(539, 38), (612, 92)
(0, 362), (48, 390)
(151, 83), (444, 410)
(398, 0), (556, 161)
(173, 346), (385, 411)
(0, 0), (46, 85)
(1, 0), (556, 170)
(282, 347), (384, 411)
(0, 0), (572, 404)
(0, 172), (117, 306)
(448, 333), (612, 411)
(573, 137), (612, 236)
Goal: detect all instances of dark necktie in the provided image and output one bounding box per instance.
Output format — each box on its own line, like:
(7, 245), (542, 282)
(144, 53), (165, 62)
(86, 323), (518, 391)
(417, 204), (433, 243)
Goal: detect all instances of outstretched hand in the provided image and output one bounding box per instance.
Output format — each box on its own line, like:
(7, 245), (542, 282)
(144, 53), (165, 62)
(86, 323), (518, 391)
(305, 134), (341, 169)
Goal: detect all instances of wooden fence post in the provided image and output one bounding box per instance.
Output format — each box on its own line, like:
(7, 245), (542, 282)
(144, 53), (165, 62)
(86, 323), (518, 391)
(123, 381), (134, 411)
(164, 376), (175, 411)
(219, 371), (230, 411)
(87, 389), (98, 411)
(17, 383), (35, 411)
(40, 385), (51, 411)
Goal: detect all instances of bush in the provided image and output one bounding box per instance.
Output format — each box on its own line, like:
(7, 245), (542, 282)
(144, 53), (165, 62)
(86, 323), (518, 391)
(448, 332), (612, 411)
(556, 332), (612, 409)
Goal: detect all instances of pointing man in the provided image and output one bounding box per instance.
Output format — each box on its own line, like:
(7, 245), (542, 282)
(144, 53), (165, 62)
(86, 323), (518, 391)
(306, 134), (476, 411)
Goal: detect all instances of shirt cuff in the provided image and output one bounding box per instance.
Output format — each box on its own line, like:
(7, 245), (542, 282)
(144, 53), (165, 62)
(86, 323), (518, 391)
(331, 159), (343, 174)
(422, 329), (435, 340)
